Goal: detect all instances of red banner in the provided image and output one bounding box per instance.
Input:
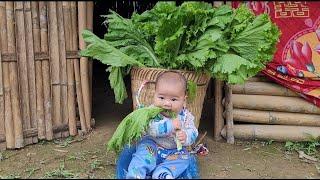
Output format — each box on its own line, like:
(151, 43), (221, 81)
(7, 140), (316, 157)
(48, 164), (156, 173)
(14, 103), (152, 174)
(232, 1), (320, 107)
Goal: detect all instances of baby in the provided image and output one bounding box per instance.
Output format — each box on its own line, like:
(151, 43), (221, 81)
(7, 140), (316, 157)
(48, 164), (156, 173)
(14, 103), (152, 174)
(126, 71), (198, 179)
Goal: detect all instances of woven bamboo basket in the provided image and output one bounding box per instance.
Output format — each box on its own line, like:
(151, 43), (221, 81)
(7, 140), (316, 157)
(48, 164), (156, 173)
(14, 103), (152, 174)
(130, 67), (211, 128)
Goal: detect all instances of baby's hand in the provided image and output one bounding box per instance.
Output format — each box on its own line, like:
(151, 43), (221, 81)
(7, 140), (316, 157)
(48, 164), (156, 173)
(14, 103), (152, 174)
(176, 130), (187, 144)
(172, 117), (181, 130)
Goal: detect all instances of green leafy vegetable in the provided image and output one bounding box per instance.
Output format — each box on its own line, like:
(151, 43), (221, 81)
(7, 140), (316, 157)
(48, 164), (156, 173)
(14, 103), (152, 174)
(106, 106), (164, 154)
(187, 80), (197, 103)
(80, 2), (280, 103)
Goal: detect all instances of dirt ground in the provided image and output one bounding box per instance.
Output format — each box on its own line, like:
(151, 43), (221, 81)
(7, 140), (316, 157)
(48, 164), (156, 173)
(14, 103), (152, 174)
(0, 94), (319, 179)
(0, 68), (319, 179)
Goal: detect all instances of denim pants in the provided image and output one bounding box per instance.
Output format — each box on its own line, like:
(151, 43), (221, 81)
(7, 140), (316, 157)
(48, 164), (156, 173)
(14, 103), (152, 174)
(126, 137), (190, 179)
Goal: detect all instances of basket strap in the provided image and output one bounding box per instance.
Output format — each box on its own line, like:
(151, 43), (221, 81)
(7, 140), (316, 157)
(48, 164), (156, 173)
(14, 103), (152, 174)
(136, 80), (150, 108)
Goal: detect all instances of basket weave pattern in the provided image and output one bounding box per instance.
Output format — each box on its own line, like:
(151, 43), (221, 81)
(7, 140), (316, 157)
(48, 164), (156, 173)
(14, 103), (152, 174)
(130, 67), (210, 128)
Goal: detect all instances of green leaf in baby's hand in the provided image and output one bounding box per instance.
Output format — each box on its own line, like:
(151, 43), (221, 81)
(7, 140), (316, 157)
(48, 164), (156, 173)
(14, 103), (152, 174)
(106, 106), (164, 154)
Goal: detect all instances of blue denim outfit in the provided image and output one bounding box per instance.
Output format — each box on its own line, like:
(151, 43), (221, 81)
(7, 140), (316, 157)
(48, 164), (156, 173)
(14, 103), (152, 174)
(126, 108), (198, 179)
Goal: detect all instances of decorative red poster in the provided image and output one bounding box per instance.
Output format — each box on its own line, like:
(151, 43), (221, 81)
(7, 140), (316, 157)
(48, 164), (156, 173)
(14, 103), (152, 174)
(232, 1), (320, 107)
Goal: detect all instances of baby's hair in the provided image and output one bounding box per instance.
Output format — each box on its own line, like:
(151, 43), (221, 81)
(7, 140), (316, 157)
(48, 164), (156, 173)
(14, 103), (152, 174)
(155, 71), (187, 94)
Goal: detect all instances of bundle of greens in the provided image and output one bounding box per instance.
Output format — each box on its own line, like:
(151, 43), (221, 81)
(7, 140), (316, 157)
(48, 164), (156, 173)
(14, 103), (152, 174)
(106, 106), (164, 154)
(80, 2), (280, 104)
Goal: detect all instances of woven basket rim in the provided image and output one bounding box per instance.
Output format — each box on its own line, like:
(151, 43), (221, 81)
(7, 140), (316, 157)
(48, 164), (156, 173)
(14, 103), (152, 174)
(131, 66), (210, 75)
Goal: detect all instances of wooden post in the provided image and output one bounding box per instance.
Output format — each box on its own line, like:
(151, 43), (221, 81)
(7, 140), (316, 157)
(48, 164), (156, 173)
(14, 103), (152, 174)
(214, 79), (224, 141)
(7, 2), (24, 148)
(62, 2), (77, 136)
(0, 2), (12, 149)
(57, 2), (69, 138)
(224, 83), (234, 144)
(15, 1), (32, 145)
(78, 2), (91, 130)
(72, 2), (87, 133)
(39, 1), (53, 140)
(31, 1), (46, 140)
(24, 1), (38, 144)
(48, 2), (62, 138)
(87, 1), (93, 116)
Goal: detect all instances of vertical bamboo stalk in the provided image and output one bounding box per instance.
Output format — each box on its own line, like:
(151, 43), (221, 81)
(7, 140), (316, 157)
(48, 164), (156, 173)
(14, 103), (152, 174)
(214, 79), (224, 141)
(72, 2), (87, 133)
(24, 1), (38, 144)
(15, 2), (32, 145)
(86, 1), (93, 117)
(7, 2), (24, 148)
(0, 2), (11, 149)
(78, 2), (91, 130)
(48, 2), (62, 138)
(57, 2), (69, 138)
(39, 1), (53, 140)
(31, 1), (46, 140)
(63, 2), (77, 136)
(225, 83), (234, 144)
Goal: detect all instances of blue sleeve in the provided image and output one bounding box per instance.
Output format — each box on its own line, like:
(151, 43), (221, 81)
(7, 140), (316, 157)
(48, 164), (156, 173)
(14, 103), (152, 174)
(146, 116), (174, 137)
(181, 112), (198, 146)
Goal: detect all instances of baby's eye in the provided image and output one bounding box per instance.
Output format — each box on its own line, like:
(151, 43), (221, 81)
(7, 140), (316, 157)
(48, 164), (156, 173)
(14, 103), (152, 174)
(158, 96), (164, 100)
(171, 98), (177, 101)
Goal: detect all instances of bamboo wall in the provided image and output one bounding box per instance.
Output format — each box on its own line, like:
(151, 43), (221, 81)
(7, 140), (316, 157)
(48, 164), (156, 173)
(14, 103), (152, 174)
(0, 1), (94, 150)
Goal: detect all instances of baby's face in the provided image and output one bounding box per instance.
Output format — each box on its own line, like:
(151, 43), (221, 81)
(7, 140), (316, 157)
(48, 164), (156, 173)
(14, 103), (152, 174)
(153, 81), (186, 115)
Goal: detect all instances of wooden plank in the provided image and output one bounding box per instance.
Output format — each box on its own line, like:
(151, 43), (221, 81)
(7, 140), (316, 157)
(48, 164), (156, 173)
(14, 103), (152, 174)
(78, 2), (91, 131)
(0, 2), (9, 149)
(57, 2), (69, 138)
(31, 1), (46, 140)
(224, 83), (234, 144)
(63, 2), (77, 136)
(48, 2), (62, 139)
(214, 79), (224, 141)
(7, 2), (24, 148)
(232, 81), (298, 97)
(233, 108), (320, 126)
(221, 124), (320, 142)
(232, 94), (320, 114)
(15, 1), (32, 146)
(72, 2), (87, 133)
(39, 1), (53, 140)
(24, 1), (38, 144)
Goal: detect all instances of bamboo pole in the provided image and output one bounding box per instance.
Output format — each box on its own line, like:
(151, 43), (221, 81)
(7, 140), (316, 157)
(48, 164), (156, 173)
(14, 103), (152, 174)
(233, 108), (320, 126)
(15, 2), (32, 145)
(232, 94), (320, 114)
(24, 1), (38, 144)
(78, 1), (91, 130)
(7, 2), (24, 148)
(0, 2), (11, 149)
(39, 1), (53, 140)
(232, 81), (298, 97)
(221, 124), (320, 142)
(87, 1), (93, 115)
(63, 2), (77, 136)
(57, 2), (69, 138)
(246, 76), (271, 82)
(224, 83), (234, 144)
(48, 2), (62, 138)
(72, 2), (87, 133)
(214, 79), (224, 141)
(31, 1), (46, 140)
